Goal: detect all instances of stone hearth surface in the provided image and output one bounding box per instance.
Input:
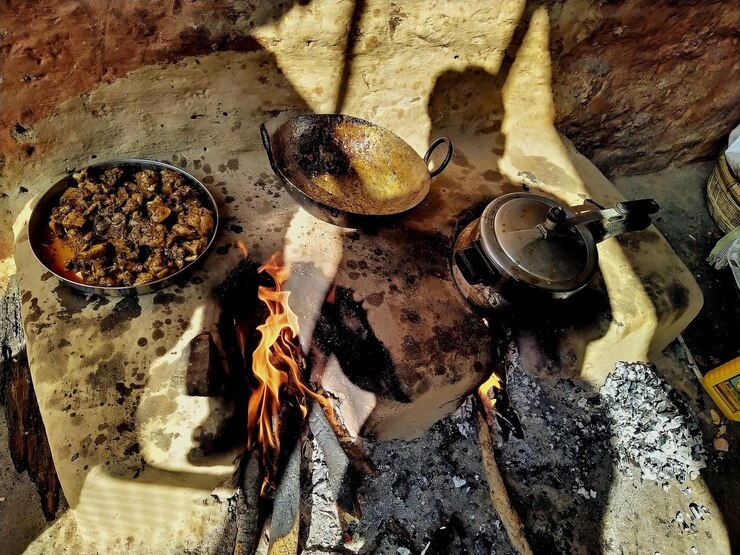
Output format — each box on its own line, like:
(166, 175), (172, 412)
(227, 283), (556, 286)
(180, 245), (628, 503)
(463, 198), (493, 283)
(0, 5), (719, 554)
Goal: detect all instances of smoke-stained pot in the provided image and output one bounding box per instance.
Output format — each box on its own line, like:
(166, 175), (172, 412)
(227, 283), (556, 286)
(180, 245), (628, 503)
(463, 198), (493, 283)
(452, 193), (659, 309)
(260, 114), (453, 228)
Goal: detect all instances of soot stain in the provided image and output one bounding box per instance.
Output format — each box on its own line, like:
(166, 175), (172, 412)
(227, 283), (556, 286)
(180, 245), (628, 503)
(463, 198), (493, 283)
(312, 286), (410, 403)
(153, 290), (183, 305)
(24, 297), (44, 324)
(85, 352), (126, 392)
(401, 308), (421, 324)
(482, 169), (503, 182)
(100, 297), (142, 333)
(53, 283), (102, 315)
(667, 281), (690, 312)
(366, 292), (384, 307)
(115, 382), (145, 405)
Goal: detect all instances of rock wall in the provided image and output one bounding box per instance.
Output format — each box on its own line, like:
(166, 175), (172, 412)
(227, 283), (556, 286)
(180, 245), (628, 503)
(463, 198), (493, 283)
(1, 0), (739, 177)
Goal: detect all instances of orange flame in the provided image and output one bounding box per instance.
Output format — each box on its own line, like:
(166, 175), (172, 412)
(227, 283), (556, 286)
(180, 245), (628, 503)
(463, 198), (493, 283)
(478, 372), (502, 410)
(246, 251), (333, 495)
(236, 240), (249, 259)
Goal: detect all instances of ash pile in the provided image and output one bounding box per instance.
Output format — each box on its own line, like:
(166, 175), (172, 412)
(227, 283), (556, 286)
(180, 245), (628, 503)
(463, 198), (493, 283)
(600, 361), (706, 483)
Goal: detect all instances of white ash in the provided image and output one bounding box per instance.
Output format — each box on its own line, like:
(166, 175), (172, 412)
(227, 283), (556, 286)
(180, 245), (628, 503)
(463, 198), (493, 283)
(451, 396), (475, 438)
(600, 361), (706, 483)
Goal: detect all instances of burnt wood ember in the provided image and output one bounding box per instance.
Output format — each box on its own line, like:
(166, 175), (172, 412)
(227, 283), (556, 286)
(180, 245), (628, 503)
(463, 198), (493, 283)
(214, 258), (270, 380)
(1, 279), (61, 520)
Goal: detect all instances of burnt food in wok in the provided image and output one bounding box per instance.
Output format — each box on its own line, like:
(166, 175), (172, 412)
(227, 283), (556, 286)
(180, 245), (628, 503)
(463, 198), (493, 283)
(46, 165), (214, 287)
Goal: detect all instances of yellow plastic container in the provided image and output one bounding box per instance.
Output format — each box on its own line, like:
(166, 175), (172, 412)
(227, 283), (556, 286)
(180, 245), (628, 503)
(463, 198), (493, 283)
(702, 357), (740, 422)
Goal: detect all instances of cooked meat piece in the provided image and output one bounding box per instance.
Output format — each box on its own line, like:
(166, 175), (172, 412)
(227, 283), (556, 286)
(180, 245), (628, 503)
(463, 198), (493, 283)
(110, 239), (138, 261)
(136, 169), (160, 194)
(79, 244), (107, 260)
(80, 181), (103, 196)
(83, 201), (100, 217)
(145, 252), (167, 274)
(160, 169), (184, 193)
(182, 238), (207, 256)
(146, 196), (171, 223)
(60, 186), (84, 206)
(133, 221), (167, 248)
(123, 192), (144, 214)
(134, 272), (155, 286)
(101, 168), (124, 189)
(182, 207), (214, 236)
(61, 211), (86, 229)
(166, 223), (196, 246)
(72, 168), (91, 183)
(108, 212), (127, 239)
(94, 217), (110, 236)
(115, 187), (129, 205)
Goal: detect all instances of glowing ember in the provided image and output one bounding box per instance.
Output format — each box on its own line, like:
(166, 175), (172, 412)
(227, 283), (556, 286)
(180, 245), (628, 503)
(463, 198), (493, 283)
(478, 372), (502, 410)
(245, 251), (333, 496)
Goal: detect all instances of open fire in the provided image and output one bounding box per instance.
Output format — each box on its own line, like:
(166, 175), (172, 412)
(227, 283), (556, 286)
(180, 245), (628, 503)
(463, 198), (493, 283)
(237, 246), (334, 496)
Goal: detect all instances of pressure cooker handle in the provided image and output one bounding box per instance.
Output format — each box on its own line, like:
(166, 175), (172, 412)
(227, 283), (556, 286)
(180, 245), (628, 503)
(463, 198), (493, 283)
(590, 198), (660, 243)
(424, 137), (454, 178)
(454, 242), (500, 285)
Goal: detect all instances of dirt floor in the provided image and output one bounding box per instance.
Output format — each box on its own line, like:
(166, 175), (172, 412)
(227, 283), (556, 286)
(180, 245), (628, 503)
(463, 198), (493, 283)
(2, 161), (739, 554)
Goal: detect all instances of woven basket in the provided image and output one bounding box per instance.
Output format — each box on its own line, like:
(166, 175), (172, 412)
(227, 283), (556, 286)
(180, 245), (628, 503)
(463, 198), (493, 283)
(707, 153), (740, 233)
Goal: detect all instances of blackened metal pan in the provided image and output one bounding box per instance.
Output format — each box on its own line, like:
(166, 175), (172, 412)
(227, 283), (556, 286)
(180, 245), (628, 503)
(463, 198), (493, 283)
(260, 114), (453, 228)
(27, 159), (219, 297)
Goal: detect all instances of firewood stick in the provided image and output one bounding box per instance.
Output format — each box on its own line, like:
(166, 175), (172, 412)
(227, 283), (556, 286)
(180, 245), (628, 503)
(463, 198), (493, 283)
(474, 410), (533, 555)
(234, 451), (261, 555)
(267, 433), (302, 555)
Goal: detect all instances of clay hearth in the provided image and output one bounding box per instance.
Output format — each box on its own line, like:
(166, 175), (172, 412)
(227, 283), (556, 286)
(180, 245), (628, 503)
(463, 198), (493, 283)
(5, 6), (705, 553)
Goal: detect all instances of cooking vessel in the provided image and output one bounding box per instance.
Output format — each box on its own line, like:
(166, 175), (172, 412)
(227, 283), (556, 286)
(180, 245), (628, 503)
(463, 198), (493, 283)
(452, 192), (659, 308)
(27, 159), (219, 297)
(260, 114), (453, 227)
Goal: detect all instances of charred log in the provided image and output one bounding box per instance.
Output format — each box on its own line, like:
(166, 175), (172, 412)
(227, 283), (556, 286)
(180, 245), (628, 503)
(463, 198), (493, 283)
(1, 277), (61, 520)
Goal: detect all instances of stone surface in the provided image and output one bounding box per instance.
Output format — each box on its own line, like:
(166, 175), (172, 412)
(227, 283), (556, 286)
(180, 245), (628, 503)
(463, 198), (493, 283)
(1, 0), (739, 180)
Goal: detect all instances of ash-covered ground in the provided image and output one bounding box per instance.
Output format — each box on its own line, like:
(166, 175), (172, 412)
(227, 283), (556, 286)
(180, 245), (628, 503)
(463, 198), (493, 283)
(353, 400), (516, 555)
(494, 353), (614, 555)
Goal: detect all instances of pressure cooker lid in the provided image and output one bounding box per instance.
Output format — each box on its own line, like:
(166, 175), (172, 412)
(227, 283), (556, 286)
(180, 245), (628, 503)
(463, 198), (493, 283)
(479, 193), (598, 291)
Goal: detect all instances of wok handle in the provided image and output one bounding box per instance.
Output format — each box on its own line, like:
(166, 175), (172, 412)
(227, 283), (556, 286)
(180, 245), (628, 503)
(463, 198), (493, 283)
(424, 137), (453, 178)
(259, 123), (282, 176)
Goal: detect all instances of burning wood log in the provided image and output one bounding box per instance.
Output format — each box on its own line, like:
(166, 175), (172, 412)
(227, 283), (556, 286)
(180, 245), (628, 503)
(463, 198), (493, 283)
(476, 373), (533, 555)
